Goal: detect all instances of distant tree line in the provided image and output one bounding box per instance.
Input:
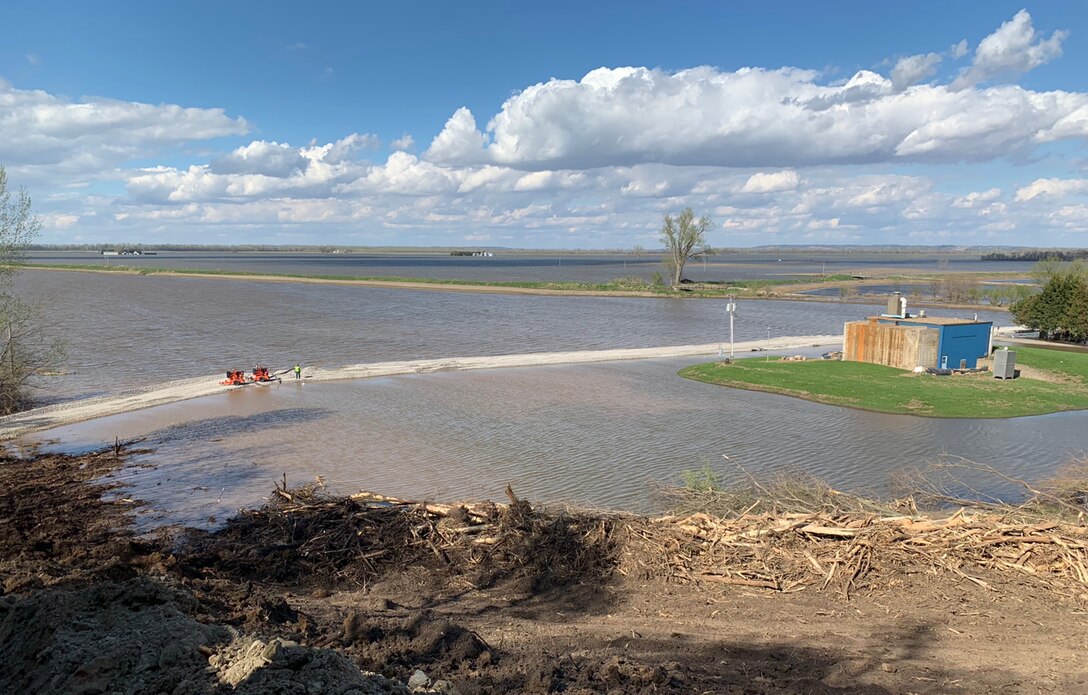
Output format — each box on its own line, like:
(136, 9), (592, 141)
(1010, 259), (1088, 343)
(27, 243), (361, 252)
(983, 250), (1088, 262)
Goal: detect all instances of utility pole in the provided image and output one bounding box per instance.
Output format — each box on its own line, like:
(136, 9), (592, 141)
(726, 297), (737, 360)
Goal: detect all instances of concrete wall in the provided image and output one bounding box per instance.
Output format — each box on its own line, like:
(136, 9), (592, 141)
(843, 320), (940, 370)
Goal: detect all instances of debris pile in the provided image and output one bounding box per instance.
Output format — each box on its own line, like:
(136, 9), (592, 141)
(177, 483), (623, 594)
(629, 509), (1088, 598)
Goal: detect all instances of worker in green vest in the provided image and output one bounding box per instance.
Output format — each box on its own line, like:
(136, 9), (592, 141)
(293, 363), (302, 380)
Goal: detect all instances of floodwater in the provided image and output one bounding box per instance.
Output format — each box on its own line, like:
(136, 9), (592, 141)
(16, 268), (1053, 526)
(42, 357), (1088, 528)
(798, 280), (1040, 299)
(16, 269), (1011, 404)
(26, 250), (1035, 284)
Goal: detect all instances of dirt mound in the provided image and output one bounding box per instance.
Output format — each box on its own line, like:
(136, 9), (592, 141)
(0, 578), (412, 695)
(339, 610), (491, 679)
(4, 444), (1088, 693)
(174, 486), (623, 598)
(0, 579), (223, 694)
(210, 635), (409, 694)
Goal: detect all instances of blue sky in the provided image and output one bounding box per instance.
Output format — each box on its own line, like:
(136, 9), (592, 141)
(2, 2), (1088, 247)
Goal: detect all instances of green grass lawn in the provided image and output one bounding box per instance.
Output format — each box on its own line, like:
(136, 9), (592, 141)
(678, 346), (1088, 418)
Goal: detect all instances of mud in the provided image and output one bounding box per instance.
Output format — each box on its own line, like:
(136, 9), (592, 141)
(2, 445), (1088, 694)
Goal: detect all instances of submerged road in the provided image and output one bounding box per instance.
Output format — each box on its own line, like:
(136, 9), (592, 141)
(0, 335), (840, 440)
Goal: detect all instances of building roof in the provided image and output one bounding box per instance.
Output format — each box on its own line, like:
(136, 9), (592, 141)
(875, 316), (992, 326)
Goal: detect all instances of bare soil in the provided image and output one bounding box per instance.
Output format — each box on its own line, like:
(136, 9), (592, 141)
(2, 446), (1087, 694)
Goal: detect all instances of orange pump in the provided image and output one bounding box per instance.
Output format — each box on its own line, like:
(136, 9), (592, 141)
(220, 370), (247, 386)
(249, 366), (276, 382)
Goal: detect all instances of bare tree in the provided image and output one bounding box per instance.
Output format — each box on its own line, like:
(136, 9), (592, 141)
(0, 165), (65, 413)
(660, 208), (712, 286)
(0, 167), (37, 283)
(0, 297), (66, 412)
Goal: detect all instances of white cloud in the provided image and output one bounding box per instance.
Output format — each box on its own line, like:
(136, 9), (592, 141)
(80, 160), (1074, 247)
(1050, 204), (1088, 231)
(1015, 178), (1088, 202)
(891, 52), (942, 91)
(741, 170), (799, 194)
(25, 54), (41, 66)
(952, 188), (1001, 207)
(211, 141), (310, 177)
(391, 133), (415, 151)
(126, 134), (373, 202)
(953, 10), (1067, 89)
(0, 79), (248, 177)
(722, 218), (764, 231)
(424, 63), (1088, 170)
(353, 151), (462, 195)
(16, 10), (1088, 248)
(424, 107), (489, 164)
(807, 217), (840, 230)
(39, 212), (78, 229)
(839, 176), (932, 209)
(950, 40), (969, 59)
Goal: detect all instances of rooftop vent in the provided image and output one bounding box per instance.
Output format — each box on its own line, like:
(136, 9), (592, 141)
(885, 292), (907, 319)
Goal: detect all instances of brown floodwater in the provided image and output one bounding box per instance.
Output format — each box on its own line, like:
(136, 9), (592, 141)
(16, 268), (1058, 528)
(37, 356), (1088, 529)
(17, 269), (1010, 404)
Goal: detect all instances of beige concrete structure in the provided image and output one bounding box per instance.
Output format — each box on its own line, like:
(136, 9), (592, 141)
(843, 318), (939, 371)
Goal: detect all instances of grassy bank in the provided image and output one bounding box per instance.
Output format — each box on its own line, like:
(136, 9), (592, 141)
(679, 346), (1088, 418)
(19, 262), (858, 298)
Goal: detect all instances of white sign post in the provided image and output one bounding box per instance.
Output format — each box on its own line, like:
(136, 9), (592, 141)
(725, 297), (737, 361)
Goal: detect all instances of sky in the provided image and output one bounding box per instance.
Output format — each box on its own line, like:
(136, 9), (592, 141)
(2, 2), (1088, 249)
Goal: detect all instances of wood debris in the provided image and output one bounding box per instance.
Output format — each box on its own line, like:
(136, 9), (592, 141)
(181, 480), (1088, 601)
(629, 509), (1088, 597)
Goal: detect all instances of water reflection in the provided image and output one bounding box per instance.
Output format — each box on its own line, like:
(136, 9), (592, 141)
(41, 358), (1088, 528)
(141, 407), (334, 444)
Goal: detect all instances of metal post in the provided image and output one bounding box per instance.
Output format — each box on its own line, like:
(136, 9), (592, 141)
(730, 307), (735, 359)
(725, 297), (737, 360)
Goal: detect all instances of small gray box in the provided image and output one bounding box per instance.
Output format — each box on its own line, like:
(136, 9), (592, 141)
(993, 349), (1017, 379)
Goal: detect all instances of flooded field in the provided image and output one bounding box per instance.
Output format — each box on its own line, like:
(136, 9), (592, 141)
(798, 279), (1040, 299)
(26, 250), (1034, 284)
(40, 356), (1088, 527)
(18, 269), (1011, 403)
(14, 268), (1050, 525)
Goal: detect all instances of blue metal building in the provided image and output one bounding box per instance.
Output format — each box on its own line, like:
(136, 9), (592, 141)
(875, 316), (993, 369)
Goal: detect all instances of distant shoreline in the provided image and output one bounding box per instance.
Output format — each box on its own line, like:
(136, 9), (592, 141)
(19, 263), (1012, 311)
